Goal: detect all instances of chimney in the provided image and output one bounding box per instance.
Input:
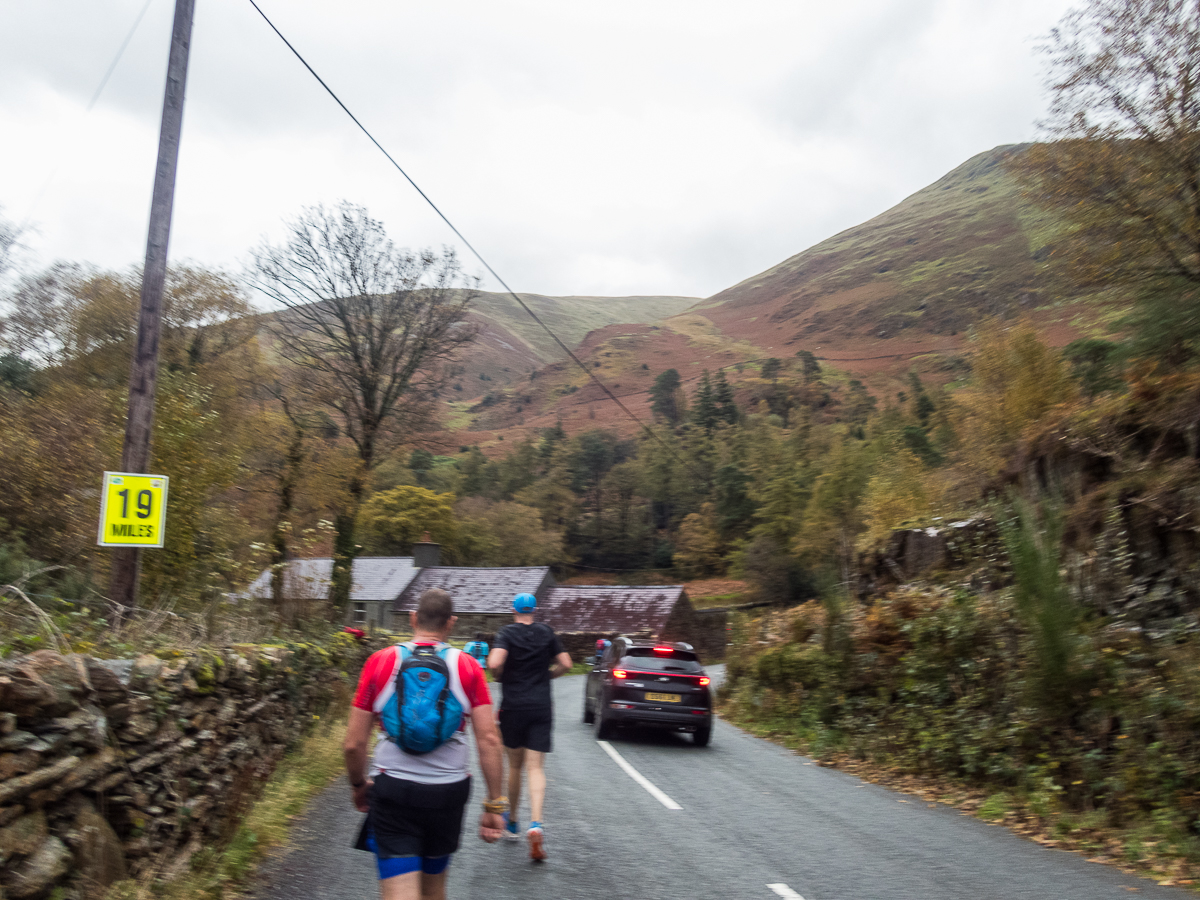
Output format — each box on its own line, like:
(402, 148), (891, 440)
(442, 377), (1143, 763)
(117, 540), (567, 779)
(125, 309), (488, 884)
(413, 531), (441, 569)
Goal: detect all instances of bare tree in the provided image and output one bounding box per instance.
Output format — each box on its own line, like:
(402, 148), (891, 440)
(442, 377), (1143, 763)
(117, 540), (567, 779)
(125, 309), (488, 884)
(1010, 0), (1200, 285)
(0, 208), (26, 289)
(251, 202), (478, 610)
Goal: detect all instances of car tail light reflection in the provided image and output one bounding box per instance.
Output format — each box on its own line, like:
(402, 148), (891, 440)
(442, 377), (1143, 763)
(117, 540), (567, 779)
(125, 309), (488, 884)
(613, 669), (628, 679)
(698, 677), (710, 686)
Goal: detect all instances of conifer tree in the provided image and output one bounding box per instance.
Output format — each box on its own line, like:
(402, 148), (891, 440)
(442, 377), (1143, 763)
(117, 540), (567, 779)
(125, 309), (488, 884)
(691, 370), (717, 433)
(713, 369), (738, 425)
(907, 370), (935, 427)
(650, 368), (683, 424)
(796, 350), (821, 383)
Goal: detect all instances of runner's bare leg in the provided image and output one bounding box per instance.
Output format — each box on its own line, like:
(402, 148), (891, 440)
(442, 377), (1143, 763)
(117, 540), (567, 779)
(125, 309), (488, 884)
(419, 871), (447, 900)
(526, 750), (546, 823)
(380, 872), (417, 900)
(378, 869), (447, 900)
(506, 747), (525, 822)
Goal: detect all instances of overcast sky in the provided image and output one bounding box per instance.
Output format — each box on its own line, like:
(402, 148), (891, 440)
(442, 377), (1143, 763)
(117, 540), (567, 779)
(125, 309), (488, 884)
(1, 0), (1075, 301)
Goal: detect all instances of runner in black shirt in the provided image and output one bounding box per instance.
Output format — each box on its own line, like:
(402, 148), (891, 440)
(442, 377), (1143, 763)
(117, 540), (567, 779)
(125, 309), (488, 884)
(487, 592), (571, 861)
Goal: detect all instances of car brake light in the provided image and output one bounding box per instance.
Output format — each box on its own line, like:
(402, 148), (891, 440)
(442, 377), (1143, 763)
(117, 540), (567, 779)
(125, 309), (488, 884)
(613, 669), (627, 679)
(698, 677), (710, 686)
(653, 645), (673, 655)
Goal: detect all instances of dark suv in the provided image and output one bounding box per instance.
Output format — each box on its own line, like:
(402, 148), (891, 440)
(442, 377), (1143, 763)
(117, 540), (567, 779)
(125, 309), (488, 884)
(583, 638), (712, 746)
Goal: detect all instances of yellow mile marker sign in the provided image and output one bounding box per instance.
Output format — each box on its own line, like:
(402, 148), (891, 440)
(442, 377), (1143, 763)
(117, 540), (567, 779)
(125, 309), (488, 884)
(97, 472), (169, 548)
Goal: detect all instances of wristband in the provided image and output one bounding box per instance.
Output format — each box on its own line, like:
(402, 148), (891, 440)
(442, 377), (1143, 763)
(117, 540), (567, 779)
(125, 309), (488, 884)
(482, 796), (509, 814)
(351, 779), (366, 789)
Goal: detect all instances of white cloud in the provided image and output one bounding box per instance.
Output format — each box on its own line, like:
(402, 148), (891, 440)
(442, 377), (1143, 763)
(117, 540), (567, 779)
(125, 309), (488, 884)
(0, 0), (1075, 299)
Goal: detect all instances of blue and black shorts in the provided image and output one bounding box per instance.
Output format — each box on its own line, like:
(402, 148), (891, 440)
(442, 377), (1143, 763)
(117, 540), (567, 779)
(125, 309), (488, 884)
(355, 774), (471, 880)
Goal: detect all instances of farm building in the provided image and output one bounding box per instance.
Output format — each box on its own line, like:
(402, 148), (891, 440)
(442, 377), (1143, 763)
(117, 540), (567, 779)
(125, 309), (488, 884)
(242, 540), (725, 658)
(242, 556), (418, 629)
(392, 565), (556, 636)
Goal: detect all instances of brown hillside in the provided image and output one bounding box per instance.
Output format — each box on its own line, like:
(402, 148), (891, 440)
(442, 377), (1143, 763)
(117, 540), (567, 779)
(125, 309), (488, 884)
(438, 144), (1119, 447)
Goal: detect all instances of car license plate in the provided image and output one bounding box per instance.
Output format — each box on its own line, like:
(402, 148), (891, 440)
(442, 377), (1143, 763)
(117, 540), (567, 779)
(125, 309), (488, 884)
(645, 692), (681, 702)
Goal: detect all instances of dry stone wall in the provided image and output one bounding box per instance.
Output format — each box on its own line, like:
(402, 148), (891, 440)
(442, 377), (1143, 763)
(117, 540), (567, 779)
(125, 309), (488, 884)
(0, 637), (371, 899)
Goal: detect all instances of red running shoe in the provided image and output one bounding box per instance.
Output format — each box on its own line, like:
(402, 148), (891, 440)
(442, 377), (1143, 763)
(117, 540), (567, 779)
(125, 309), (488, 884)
(527, 825), (546, 861)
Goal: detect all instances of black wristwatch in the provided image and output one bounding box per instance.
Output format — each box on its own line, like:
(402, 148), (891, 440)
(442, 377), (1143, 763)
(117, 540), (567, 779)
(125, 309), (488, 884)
(351, 779), (366, 788)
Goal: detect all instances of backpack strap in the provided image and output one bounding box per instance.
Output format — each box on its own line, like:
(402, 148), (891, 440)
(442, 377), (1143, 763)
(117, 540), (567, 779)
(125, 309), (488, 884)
(370, 643), (411, 715)
(439, 646), (470, 723)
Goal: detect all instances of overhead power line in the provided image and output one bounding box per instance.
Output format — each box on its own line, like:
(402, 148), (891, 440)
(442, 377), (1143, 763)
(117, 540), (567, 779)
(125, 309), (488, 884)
(18, 0), (154, 234)
(245, 0), (697, 473)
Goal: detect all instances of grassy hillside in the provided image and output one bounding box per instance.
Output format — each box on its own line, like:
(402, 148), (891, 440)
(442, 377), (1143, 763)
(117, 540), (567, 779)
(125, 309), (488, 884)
(461, 291), (698, 391)
(699, 144), (1089, 345)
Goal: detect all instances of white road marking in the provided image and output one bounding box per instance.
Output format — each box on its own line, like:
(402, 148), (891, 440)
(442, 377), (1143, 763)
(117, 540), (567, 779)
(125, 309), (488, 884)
(766, 885), (806, 899)
(596, 740), (683, 810)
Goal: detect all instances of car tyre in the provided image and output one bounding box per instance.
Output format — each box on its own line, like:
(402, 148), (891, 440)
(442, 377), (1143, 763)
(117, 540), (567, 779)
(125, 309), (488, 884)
(594, 703), (615, 741)
(693, 725), (711, 747)
(583, 691), (594, 724)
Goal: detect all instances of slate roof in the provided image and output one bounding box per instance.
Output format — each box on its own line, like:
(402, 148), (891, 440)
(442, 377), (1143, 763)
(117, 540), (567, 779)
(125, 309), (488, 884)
(540, 585), (687, 633)
(243, 557), (419, 603)
(394, 567), (554, 615)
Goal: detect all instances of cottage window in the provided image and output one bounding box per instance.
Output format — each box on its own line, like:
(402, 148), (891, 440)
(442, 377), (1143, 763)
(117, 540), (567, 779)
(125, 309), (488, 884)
(353, 602), (366, 624)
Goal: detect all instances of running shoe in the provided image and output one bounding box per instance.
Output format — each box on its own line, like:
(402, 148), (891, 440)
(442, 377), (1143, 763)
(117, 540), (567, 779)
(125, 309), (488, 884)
(527, 823), (546, 861)
(502, 814), (520, 842)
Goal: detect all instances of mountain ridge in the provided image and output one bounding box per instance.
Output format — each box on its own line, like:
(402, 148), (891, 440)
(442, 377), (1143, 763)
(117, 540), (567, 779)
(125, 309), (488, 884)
(439, 144), (1118, 446)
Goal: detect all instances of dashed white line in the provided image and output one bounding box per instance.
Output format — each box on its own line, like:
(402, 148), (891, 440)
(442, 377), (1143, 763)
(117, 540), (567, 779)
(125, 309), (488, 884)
(766, 884), (806, 899)
(596, 740), (683, 810)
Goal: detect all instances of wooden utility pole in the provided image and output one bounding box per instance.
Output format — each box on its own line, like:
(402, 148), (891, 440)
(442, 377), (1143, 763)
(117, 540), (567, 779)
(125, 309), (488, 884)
(109, 0), (196, 615)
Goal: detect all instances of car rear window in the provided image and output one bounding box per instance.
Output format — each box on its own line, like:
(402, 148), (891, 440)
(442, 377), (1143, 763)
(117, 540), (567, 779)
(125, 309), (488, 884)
(621, 648), (702, 673)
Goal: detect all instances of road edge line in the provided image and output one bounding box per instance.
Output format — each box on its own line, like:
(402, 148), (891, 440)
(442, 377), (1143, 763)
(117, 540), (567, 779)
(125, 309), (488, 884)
(766, 885), (805, 899)
(596, 740), (683, 810)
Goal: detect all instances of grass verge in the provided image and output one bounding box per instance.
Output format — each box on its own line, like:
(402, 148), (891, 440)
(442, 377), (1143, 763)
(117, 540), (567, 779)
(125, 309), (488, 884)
(106, 713), (348, 900)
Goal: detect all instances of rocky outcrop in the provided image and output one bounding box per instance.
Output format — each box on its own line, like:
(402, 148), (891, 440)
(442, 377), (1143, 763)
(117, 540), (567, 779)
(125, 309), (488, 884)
(0, 637), (368, 898)
(857, 519), (993, 599)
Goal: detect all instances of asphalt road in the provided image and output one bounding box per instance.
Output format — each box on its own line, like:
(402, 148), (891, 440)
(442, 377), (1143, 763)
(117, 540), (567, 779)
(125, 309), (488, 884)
(252, 668), (1186, 900)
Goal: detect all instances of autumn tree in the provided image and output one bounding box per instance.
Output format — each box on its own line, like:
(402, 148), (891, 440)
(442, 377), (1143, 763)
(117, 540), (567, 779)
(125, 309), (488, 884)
(674, 502), (721, 576)
(252, 202), (478, 609)
(0, 264), (261, 601)
(858, 444), (934, 550)
(455, 497), (565, 566)
(359, 485), (458, 556)
(1011, 0), (1200, 288)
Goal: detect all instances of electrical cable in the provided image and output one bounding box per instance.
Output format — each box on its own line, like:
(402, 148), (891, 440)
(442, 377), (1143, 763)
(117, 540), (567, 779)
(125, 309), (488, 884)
(245, 0), (704, 478)
(88, 0), (156, 112)
(17, 0), (155, 235)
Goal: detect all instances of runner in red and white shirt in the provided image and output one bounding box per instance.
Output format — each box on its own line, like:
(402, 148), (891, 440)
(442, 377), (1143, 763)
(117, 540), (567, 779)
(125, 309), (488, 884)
(344, 589), (506, 900)
(352, 636), (492, 784)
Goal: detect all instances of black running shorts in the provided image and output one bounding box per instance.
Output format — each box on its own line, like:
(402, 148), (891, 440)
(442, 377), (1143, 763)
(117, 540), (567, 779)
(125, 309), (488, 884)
(498, 706), (553, 752)
(358, 774), (472, 861)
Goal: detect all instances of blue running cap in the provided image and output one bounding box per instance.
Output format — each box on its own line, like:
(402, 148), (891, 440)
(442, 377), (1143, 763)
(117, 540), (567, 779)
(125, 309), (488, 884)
(513, 592), (537, 612)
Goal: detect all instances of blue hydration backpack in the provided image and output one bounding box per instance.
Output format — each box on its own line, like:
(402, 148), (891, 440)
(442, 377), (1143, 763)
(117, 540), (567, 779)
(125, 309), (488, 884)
(380, 644), (465, 755)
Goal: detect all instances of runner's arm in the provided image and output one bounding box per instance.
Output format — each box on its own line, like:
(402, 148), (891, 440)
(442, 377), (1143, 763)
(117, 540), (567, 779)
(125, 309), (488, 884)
(470, 703), (505, 842)
(487, 647), (507, 677)
(343, 706), (374, 812)
(550, 651), (572, 678)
